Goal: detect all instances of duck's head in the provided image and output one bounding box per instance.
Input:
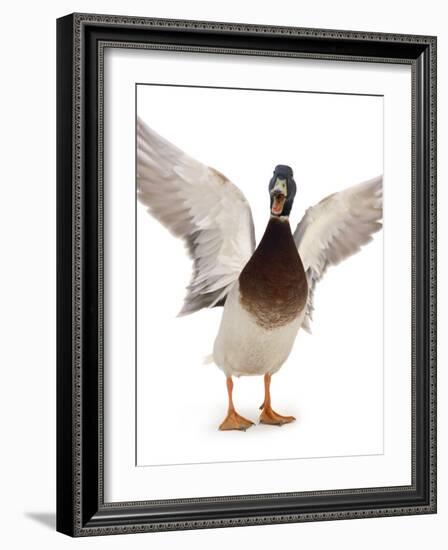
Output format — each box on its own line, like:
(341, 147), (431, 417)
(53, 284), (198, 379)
(269, 165), (296, 218)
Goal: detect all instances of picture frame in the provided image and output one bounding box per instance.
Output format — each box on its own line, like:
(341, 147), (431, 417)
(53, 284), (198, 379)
(56, 13), (437, 537)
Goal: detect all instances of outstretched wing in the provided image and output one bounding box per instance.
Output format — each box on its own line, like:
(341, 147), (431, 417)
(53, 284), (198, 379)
(293, 176), (383, 332)
(137, 117), (256, 315)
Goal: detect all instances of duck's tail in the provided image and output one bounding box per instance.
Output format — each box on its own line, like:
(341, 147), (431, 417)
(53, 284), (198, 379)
(203, 354), (214, 366)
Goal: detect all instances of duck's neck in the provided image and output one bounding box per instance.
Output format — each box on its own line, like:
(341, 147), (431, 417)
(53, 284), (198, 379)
(269, 214), (290, 223)
(260, 215), (293, 243)
(249, 215), (296, 264)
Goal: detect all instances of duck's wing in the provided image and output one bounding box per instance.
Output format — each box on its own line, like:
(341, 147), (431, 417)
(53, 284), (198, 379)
(137, 117), (256, 316)
(293, 176), (383, 332)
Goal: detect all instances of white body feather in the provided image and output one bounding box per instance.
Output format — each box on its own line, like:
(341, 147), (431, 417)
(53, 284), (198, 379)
(213, 282), (306, 378)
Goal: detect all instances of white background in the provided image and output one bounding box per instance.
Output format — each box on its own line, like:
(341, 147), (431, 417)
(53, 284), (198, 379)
(137, 85), (384, 466)
(0, 1), (445, 549)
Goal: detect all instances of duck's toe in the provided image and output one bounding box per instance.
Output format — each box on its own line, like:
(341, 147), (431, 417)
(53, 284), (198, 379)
(219, 410), (254, 431)
(259, 406), (296, 426)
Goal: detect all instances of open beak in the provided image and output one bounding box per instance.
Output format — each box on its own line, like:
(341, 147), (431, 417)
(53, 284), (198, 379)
(271, 192), (286, 215)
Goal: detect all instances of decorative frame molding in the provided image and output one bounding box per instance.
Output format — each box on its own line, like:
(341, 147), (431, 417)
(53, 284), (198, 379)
(57, 13), (437, 537)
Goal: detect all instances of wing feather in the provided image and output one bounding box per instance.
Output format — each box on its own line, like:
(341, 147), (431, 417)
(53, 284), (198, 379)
(293, 176), (383, 331)
(137, 117), (256, 315)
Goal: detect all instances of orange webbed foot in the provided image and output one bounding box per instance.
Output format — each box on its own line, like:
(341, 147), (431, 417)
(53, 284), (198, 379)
(259, 406), (296, 426)
(219, 410), (255, 431)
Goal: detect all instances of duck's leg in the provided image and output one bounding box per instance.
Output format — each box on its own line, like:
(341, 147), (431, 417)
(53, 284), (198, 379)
(219, 377), (254, 431)
(259, 373), (296, 426)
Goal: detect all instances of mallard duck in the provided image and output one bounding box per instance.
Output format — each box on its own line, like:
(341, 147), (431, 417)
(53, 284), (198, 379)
(137, 117), (383, 431)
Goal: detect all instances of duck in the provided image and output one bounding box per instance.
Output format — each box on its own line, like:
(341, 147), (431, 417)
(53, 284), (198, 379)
(137, 117), (383, 431)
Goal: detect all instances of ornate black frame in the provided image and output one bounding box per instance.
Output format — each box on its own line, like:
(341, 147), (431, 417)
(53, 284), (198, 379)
(56, 13), (437, 537)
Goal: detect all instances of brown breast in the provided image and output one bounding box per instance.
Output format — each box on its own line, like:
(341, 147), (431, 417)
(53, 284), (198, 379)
(239, 217), (308, 330)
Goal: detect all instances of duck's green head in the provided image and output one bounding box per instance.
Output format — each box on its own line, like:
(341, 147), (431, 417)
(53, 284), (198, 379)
(269, 165), (296, 218)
